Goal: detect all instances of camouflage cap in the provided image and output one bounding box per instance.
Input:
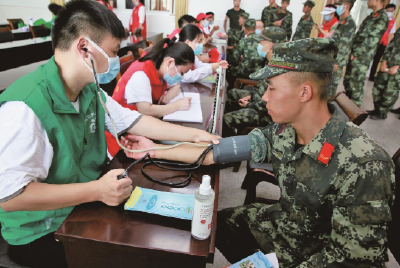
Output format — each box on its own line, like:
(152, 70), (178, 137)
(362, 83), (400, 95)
(239, 12), (250, 19)
(257, 26), (286, 43)
(282, 0), (290, 3)
(303, 0), (315, 7)
(334, 0), (355, 5)
(244, 19), (256, 28)
(249, 38), (338, 80)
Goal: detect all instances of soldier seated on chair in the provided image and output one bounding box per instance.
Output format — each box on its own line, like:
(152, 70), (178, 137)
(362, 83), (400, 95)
(223, 27), (286, 137)
(122, 38), (395, 267)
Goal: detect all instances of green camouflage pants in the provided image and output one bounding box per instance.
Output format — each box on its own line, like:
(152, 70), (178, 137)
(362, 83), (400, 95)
(216, 203), (307, 267)
(329, 65), (344, 100)
(372, 71), (400, 116)
(225, 88), (252, 113)
(227, 28), (242, 47)
(343, 58), (371, 107)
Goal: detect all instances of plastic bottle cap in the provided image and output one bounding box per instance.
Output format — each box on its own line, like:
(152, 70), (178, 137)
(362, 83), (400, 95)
(199, 175), (212, 195)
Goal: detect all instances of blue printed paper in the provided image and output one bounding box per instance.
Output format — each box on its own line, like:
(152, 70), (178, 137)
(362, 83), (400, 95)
(230, 252), (274, 268)
(124, 187), (195, 220)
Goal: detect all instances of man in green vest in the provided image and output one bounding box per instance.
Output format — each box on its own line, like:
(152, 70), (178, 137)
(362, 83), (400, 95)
(0, 1), (217, 267)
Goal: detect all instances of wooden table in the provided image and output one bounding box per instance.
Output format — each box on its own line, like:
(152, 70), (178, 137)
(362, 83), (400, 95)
(55, 67), (226, 268)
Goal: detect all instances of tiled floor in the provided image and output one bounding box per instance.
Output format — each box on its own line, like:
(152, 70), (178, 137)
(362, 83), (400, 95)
(1, 63), (399, 267)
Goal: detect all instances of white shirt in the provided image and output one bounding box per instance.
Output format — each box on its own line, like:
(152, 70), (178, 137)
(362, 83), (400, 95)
(125, 71), (153, 105)
(181, 56), (213, 83)
(390, 20), (396, 34)
(137, 5), (145, 24)
(203, 26), (211, 35)
(0, 90), (141, 202)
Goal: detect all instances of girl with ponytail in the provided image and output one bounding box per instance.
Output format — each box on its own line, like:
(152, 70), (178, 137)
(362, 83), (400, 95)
(177, 24), (228, 83)
(112, 37), (195, 117)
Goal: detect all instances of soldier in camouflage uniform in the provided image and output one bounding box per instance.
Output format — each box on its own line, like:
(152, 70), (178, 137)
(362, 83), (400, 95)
(223, 27), (287, 137)
(261, 0), (280, 27)
(328, 0), (356, 99)
(124, 38), (395, 267)
(343, 0), (388, 107)
(226, 12), (249, 90)
(370, 27), (400, 120)
(292, 0), (315, 41)
(231, 19), (267, 79)
(264, 0), (292, 41)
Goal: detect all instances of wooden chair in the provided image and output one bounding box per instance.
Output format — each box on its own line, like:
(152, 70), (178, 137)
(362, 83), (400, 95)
(233, 77), (258, 90)
(388, 147), (400, 261)
(29, 25), (49, 38)
(7, 19), (24, 30)
(0, 27), (14, 43)
(241, 91), (368, 205)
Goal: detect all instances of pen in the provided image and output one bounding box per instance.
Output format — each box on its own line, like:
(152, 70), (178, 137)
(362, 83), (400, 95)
(180, 87), (185, 97)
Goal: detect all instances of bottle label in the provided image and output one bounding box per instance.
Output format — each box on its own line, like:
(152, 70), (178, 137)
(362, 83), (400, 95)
(191, 199), (214, 239)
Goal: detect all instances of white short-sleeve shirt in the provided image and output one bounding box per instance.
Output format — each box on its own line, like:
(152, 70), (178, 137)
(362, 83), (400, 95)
(0, 90), (141, 202)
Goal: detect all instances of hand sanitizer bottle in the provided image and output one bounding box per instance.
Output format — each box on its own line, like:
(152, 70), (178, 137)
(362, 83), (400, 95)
(191, 175), (215, 240)
(29, 17), (33, 26)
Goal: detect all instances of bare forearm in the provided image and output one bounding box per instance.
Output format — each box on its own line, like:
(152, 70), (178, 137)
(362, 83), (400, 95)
(224, 19), (228, 33)
(155, 144), (214, 165)
(130, 116), (203, 142)
(137, 103), (177, 118)
(0, 181), (99, 212)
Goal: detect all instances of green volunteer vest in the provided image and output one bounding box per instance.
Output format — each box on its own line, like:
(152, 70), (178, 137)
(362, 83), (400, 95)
(0, 56), (107, 245)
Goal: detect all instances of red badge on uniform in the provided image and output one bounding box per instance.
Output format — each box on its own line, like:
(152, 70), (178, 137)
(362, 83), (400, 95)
(318, 142), (334, 165)
(342, 20), (346, 25)
(374, 12), (379, 18)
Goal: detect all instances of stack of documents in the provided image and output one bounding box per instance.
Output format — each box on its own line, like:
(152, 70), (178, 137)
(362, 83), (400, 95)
(163, 92), (203, 123)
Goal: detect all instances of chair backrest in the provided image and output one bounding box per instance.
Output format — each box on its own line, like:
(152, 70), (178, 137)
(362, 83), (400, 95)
(233, 78), (258, 89)
(7, 19), (24, 30)
(0, 27), (13, 43)
(329, 91), (368, 126)
(29, 25), (49, 38)
(115, 52), (135, 81)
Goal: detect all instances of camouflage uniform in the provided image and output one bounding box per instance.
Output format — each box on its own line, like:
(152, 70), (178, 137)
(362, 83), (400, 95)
(261, 4), (280, 27)
(227, 12), (249, 84)
(329, 14), (356, 98)
(292, 14), (314, 41)
(292, 0), (315, 41)
(343, 9), (388, 107)
(217, 38), (395, 267)
(223, 80), (273, 137)
(223, 27), (287, 137)
(232, 29), (267, 78)
(264, 8), (293, 41)
(372, 27), (400, 116)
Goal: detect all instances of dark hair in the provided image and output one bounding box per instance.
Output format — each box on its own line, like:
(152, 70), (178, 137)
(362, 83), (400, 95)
(288, 72), (333, 100)
(101, 0), (110, 5)
(206, 12), (214, 17)
(178, 15), (197, 28)
(178, 24), (203, 42)
(48, 3), (65, 16)
(139, 38), (195, 69)
(386, 3), (396, 9)
(52, 0), (125, 51)
(325, 4), (340, 21)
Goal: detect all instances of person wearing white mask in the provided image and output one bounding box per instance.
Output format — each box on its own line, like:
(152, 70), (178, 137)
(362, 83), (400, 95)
(314, 5), (339, 38)
(369, 3), (397, 81)
(255, 20), (264, 35)
(129, 0), (146, 42)
(177, 24), (228, 83)
(222, 26), (286, 137)
(204, 12), (220, 37)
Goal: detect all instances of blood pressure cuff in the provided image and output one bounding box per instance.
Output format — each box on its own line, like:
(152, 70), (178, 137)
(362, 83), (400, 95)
(213, 136), (252, 164)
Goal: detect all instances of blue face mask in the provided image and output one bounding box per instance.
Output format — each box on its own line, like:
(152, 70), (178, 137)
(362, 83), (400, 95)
(209, 20), (214, 25)
(84, 37), (120, 84)
(255, 29), (262, 35)
(336, 5), (345, 16)
(163, 62), (183, 84)
(257, 43), (269, 58)
(324, 14), (332, 21)
(193, 43), (203, 56)
(204, 20), (210, 27)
